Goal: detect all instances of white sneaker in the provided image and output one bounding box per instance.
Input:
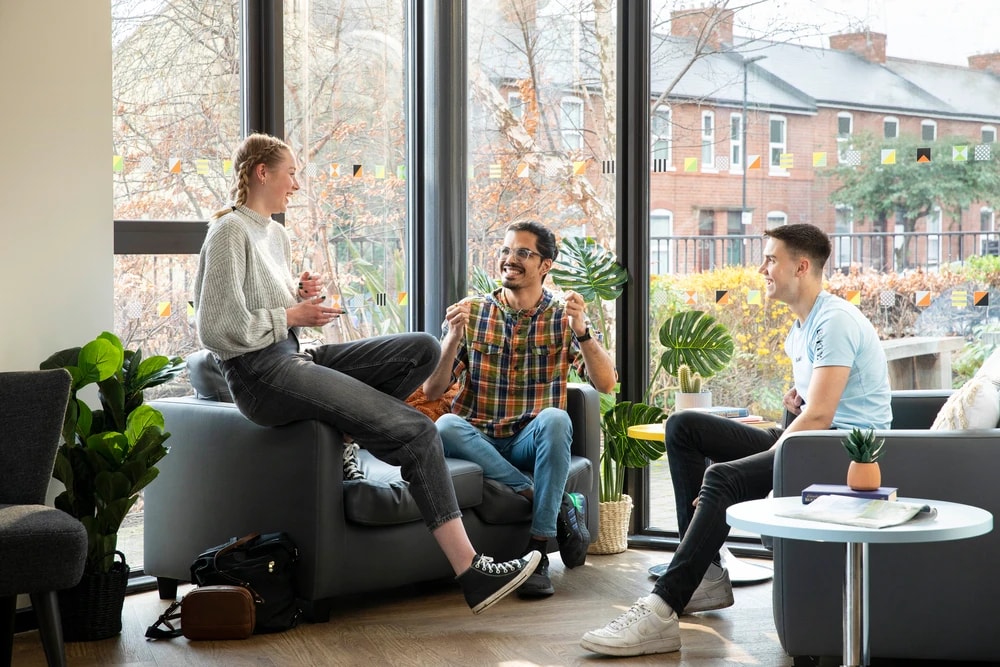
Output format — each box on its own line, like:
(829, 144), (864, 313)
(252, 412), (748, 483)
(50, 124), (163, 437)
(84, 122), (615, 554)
(580, 595), (681, 656)
(684, 563), (734, 613)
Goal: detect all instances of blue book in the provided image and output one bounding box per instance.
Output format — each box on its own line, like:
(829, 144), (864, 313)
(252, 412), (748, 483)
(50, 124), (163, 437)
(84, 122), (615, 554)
(801, 483), (898, 504)
(689, 406), (750, 418)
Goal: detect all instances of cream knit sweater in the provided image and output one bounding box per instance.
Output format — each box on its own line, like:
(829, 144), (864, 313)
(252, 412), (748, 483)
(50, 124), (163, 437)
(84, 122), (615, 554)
(193, 205), (300, 360)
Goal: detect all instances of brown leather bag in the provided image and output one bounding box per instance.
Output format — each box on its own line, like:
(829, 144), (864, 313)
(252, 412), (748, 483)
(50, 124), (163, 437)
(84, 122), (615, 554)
(146, 585), (255, 641)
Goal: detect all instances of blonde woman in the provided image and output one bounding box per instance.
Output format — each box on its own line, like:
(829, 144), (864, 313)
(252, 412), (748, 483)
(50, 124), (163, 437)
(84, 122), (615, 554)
(193, 133), (539, 614)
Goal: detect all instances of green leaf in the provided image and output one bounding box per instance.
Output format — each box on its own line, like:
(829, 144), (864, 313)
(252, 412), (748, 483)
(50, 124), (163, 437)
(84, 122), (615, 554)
(470, 265), (498, 296)
(657, 310), (735, 379)
(600, 402), (667, 499)
(77, 337), (123, 386)
(549, 236), (628, 303)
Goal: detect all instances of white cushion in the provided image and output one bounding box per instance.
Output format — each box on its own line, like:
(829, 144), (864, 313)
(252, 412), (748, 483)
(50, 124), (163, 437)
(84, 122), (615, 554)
(975, 347), (1000, 385)
(930, 375), (1000, 430)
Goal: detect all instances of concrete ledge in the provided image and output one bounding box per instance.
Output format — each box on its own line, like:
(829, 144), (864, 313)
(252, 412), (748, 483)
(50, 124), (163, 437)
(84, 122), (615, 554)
(881, 336), (965, 390)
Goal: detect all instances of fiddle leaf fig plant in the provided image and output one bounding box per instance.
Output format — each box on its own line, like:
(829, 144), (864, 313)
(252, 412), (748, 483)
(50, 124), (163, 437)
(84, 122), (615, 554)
(40, 332), (185, 573)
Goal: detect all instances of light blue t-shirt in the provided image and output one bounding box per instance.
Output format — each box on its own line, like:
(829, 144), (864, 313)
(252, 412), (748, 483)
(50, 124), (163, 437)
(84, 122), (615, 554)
(785, 291), (892, 430)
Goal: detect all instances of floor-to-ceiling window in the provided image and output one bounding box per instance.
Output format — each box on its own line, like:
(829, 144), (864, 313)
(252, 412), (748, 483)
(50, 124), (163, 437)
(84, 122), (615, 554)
(112, 0), (242, 571)
(283, 0), (408, 344)
(466, 0), (617, 337)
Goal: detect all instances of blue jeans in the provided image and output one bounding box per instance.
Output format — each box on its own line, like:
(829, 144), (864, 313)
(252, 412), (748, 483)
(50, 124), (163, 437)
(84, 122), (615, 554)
(652, 410), (782, 613)
(435, 408), (573, 539)
(217, 331), (462, 531)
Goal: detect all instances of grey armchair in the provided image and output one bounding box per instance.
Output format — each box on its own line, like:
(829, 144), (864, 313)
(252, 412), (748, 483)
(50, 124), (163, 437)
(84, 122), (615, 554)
(144, 351), (601, 621)
(772, 389), (1000, 663)
(0, 370), (87, 667)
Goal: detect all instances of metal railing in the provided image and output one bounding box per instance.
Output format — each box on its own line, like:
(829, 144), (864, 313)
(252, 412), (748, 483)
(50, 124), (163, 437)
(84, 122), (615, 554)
(650, 231), (1000, 276)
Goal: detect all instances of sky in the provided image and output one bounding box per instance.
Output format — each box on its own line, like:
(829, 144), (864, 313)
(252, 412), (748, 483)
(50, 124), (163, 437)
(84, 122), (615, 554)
(659, 0), (1000, 67)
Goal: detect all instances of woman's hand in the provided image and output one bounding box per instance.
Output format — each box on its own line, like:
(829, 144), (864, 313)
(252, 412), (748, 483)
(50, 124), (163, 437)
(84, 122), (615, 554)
(297, 271), (323, 299)
(287, 296), (344, 327)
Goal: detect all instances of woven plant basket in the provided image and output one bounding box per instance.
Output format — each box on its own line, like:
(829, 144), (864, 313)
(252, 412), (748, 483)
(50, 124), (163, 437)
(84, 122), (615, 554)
(58, 551), (130, 641)
(587, 494), (633, 555)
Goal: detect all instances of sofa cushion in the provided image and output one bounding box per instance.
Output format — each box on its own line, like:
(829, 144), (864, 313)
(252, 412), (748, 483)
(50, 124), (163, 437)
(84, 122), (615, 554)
(975, 347), (1000, 385)
(187, 350), (234, 402)
(930, 375), (1000, 430)
(473, 455), (593, 525)
(343, 452), (485, 526)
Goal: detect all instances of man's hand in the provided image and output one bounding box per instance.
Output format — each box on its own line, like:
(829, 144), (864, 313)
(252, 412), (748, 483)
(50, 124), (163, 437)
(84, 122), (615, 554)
(783, 387), (804, 415)
(443, 300), (471, 343)
(564, 290), (588, 337)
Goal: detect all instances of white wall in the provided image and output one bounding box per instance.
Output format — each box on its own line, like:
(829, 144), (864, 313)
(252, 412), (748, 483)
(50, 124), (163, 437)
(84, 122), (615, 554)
(0, 1), (112, 371)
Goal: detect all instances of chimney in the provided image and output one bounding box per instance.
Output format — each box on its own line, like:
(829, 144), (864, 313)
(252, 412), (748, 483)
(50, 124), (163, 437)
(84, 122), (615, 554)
(670, 5), (734, 51)
(829, 30), (887, 64)
(969, 52), (1000, 74)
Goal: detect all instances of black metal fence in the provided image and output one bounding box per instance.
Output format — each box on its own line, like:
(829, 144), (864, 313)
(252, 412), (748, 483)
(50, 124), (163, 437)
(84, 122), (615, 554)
(650, 231), (1000, 276)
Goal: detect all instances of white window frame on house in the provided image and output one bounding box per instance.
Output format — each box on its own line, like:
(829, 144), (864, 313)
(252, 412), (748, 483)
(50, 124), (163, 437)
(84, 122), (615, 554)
(508, 91), (524, 121)
(834, 205), (854, 270)
(837, 112), (853, 163)
(765, 211), (787, 229)
(650, 209), (674, 274)
(701, 110), (716, 171)
(559, 96), (584, 151)
(982, 126), (997, 144)
(768, 115), (787, 174)
(883, 116), (899, 139)
(921, 119), (937, 142)
(980, 207), (997, 256)
(730, 112), (743, 174)
(927, 207), (942, 269)
(651, 104), (672, 165)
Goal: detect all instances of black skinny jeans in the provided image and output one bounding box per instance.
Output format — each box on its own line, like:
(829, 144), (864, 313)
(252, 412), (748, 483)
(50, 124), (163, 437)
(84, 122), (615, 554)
(652, 410), (783, 613)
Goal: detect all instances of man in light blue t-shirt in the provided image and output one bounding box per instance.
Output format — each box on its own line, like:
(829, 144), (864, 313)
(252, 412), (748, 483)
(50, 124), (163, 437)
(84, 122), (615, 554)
(583, 223), (892, 657)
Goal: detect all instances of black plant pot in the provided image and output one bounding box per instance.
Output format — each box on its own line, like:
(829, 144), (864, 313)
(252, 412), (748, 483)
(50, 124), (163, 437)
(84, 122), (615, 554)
(58, 551), (130, 642)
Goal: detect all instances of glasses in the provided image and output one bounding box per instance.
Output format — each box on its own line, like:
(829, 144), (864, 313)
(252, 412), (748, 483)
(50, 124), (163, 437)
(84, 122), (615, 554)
(497, 246), (543, 261)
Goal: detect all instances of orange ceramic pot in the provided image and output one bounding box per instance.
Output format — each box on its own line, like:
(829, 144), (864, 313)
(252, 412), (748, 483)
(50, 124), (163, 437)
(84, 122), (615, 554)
(847, 461), (881, 491)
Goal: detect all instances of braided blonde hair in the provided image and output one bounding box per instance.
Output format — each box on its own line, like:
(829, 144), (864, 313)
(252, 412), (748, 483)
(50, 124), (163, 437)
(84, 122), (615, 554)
(211, 133), (292, 220)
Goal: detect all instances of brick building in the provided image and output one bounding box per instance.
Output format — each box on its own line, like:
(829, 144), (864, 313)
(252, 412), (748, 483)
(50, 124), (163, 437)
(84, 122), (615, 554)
(650, 6), (1000, 272)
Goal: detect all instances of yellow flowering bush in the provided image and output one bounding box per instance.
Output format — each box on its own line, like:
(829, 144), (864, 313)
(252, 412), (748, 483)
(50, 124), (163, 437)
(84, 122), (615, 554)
(650, 266), (794, 419)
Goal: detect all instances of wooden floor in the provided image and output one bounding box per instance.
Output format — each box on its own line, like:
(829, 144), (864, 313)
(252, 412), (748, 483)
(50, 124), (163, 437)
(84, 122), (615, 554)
(13, 548), (793, 666)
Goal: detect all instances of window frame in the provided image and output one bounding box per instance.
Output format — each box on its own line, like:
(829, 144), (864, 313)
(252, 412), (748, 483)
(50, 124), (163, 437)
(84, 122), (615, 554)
(730, 112), (743, 174)
(701, 110), (716, 171)
(768, 114), (787, 174)
(883, 116), (899, 139)
(559, 95), (585, 152)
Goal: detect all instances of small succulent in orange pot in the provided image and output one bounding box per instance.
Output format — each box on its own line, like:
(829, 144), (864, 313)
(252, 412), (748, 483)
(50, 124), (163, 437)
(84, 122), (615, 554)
(842, 427), (885, 491)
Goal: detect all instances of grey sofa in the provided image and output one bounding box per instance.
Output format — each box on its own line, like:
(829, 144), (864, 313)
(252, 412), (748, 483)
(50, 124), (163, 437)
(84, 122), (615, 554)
(144, 352), (600, 621)
(772, 390), (1000, 663)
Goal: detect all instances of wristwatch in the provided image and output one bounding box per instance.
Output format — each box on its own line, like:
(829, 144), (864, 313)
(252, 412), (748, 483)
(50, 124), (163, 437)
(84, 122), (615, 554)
(575, 327), (592, 343)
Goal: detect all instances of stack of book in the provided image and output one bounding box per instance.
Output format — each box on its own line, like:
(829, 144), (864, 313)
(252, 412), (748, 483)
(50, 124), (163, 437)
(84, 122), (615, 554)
(801, 483), (898, 504)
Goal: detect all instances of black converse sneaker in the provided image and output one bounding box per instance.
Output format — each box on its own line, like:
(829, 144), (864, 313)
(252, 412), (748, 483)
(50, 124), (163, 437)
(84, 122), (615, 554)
(343, 442), (365, 481)
(456, 552), (541, 614)
(556, 492), (590, 568)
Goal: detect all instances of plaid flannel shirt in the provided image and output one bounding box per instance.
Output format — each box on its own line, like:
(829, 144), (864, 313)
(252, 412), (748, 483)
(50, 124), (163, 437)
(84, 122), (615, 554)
(446, 288), (589, 438)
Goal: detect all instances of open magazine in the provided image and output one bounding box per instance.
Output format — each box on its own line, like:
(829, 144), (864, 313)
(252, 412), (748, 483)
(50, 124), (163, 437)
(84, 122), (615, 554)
(776, 495), (936, 529)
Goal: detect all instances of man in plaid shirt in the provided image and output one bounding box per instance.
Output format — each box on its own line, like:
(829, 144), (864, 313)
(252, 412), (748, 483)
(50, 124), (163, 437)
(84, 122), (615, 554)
(423, 221), (617, 597)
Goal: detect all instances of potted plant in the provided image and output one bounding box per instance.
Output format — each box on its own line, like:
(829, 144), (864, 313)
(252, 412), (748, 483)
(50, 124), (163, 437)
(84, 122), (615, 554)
(656, 309), (735, 411)
(550, 237), (670, 553)
(842, 427), (885, 491)
(589, 401), (667, 553)
(39, 331), (185, 641)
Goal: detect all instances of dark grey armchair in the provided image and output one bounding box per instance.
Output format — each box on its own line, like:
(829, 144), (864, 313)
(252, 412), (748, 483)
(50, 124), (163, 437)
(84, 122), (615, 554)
(144, 351), (601, 621)
(0, 370), (87, 667)
(772, 389), (1000, 663)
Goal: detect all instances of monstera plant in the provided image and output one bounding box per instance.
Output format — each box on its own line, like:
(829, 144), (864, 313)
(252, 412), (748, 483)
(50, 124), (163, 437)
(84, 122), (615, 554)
(656, 309), (735, 409)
